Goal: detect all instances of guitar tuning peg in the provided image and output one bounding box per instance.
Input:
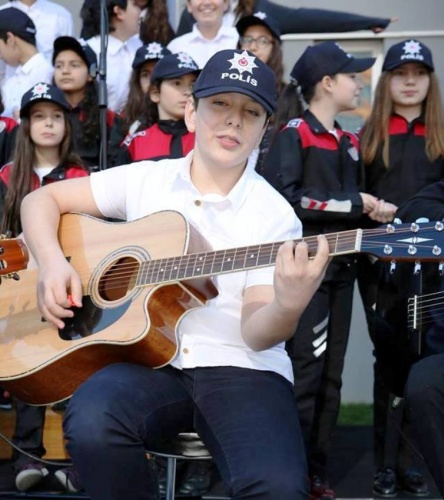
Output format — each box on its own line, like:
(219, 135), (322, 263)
(414, 261), (421, 275)
(439, 262), (444, 275)
(389, 260), (397, 274)
(410, 222), (419, 233)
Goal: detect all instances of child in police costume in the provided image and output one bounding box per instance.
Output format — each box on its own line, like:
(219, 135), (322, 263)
(0, 83), (88, 493)
(261, 41), (396, 499)
(358, 39), (444, 497)
(115, 52), (200, 165)
(20, 49), (330, 500)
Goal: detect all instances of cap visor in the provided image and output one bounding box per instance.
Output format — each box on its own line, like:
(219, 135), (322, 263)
(341, 57), (376, 74)
(152, 68), (201, 81)
(383, 60), (434, 72)
(193, 86), (274, 114)
(236, 17), (280, 41)
(53, 37), (87, 65)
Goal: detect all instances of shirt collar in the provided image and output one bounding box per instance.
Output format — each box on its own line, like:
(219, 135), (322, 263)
(10, 0), (42, 12)
(175, 150), (256, 211)
(190, 23), (237, 42)
(303, 109), (343, 135)
(17, 52), (43, 75)
(106, 35), (128, 56)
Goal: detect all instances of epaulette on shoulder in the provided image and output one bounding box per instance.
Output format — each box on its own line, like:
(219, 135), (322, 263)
(123, 129), (147, 147)
(285, 118), (304, 129)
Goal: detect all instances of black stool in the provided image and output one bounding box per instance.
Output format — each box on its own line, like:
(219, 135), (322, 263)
(147, 432), (212, 500)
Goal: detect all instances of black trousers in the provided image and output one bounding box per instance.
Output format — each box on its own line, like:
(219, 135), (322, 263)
(405, 353), (444, 496)
(357, 256), (426, 472)
(287, 256), (356, 480)
(12, 400), (46, 470)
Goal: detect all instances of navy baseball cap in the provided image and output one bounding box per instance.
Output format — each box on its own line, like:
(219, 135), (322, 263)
(291, 41), (375, 92)
(132, 42), (171, 69)
(382, 39), (434, 72)
(193, 49), (276, 114)
(20, 82), (70, 118)
(236, 13), (281, 42)
(53, 36), (98, 76)
(0, 8), (36, 45)
(151, 52), (200, 82)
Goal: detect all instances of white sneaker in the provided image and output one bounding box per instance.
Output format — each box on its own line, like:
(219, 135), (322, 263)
(15, 462), (49, 492)
(55, 466), (84, 493)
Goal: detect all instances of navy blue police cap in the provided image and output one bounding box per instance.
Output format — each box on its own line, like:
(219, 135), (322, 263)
(291, 41), (375, 92)
(20, 82), (70, 118)
(193, 49), (276, 114)
(150, 52), (200, 83)
(382, 39), (434, 72)
(132, 42), (172, 69)
(0, 7), (36, 45)
(236, 13), (281, 42)
(53, 36), (98, 76)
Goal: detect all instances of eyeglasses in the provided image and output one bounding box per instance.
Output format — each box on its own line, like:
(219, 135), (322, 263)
(240, 36), (273, 48)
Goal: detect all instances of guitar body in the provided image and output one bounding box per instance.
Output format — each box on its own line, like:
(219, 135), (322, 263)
(0, 211), (217, 405)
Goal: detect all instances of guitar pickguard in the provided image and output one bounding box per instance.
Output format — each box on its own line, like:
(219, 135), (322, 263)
(58, 295), (131, 341)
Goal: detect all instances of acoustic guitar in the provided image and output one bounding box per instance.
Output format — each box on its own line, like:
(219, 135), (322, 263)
(0, 212), (443, 405)
(0, 236), (28, 278)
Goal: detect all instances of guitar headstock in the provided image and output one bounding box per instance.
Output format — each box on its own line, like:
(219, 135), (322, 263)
(0, 236), (29, 277)
(361, 221), (444, 262)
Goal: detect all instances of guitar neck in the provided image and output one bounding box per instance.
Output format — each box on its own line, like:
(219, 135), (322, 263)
(137, 229), (361, 286)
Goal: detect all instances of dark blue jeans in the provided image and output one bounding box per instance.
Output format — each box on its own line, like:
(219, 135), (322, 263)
(64, 363), (308, 499)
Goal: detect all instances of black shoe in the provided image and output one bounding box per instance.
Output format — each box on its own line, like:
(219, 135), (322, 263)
(309, 475), (336, 499)
(178, 460), (212, 496)
(373, 468), (398, 497)
(399, 469), (429, 497)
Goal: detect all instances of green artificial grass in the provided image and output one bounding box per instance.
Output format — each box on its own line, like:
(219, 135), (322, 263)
(338, 403), (373, 426)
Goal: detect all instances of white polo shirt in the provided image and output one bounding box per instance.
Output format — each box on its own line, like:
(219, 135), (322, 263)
(167, 24), (239, 69)
(1, 52), (53, 118)
(0, 0), (74, 85)
(90, 152), (301, 383)
(87, 34), (142, 113)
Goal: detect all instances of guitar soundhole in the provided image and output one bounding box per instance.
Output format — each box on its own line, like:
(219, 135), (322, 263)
(98, 256), (140, 302)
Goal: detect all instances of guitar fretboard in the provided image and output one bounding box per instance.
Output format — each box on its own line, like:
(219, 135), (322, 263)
(136, 229), (361, 286)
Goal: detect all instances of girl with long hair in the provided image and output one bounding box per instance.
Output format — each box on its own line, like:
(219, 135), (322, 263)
(115, 52), (199, 165)
(52, 36), (115, 170)
(358, 39), (444, 498)
(108, 42), (171, 166)
(0, 83), (88, 494)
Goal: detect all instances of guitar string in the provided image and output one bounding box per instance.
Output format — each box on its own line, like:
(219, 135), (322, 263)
(60, 225), (442, 291)
(407, 290), (444, 328)
(91, 237), (444, 291)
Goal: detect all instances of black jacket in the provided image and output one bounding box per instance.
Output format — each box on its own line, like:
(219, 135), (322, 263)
(262, 110), (364, 236)
(176, 0), (390, 36)
(365, 114), (444, 208)
(114, 120), (195, 166)
(0, 117), (18, 168)
(69, 105), (115, 170)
